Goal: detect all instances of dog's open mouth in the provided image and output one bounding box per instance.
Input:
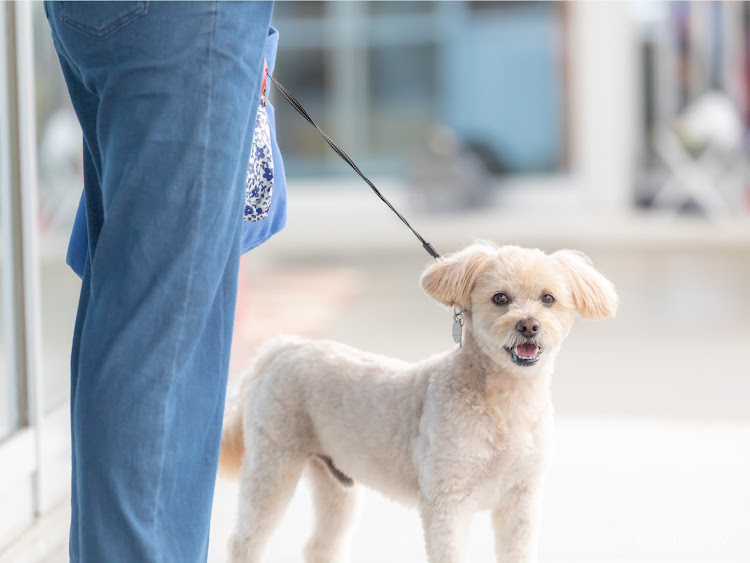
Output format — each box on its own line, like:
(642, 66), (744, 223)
(505, 342), (542, 366)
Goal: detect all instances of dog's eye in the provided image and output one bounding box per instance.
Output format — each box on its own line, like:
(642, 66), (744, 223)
(542, 294), (555, 306)
(492, 293), (509, 306)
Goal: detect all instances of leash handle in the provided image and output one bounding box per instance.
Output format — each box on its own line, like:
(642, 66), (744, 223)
(267, 73), (441, 261)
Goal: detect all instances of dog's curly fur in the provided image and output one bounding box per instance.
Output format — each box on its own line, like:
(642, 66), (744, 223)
(220, 242), (617, 563)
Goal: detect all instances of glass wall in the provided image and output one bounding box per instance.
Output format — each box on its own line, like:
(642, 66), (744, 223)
(0, 268), (16, 443)
(270, 1), (568, 178)
(1, 1), (38, 548)
(33, 2), (80, 414)
(0, 187), (23, 447)
(0, 2), (76, 549)
(0, 7), (19, 444)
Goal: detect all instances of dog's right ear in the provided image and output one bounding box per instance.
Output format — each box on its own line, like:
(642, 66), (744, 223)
(420, 244), (496, 309)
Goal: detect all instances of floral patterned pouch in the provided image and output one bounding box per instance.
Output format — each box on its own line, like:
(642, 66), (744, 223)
(244, 60), (274, 222)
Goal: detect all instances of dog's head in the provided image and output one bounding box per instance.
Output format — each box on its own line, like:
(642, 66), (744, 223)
(420, 242), (617, 373)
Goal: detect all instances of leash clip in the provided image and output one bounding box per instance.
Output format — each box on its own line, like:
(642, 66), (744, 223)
(261, 60), (269, 106)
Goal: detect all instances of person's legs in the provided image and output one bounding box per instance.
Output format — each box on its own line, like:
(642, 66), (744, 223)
(45, 2), (273, 560)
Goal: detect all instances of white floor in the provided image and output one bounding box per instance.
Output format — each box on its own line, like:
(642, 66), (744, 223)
(209, 418), (750, 563)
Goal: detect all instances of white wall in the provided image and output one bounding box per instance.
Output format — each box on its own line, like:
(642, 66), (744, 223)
(568, 2), (639, 212)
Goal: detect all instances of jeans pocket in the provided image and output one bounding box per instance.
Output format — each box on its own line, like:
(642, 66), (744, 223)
(59, 1), (149, 40)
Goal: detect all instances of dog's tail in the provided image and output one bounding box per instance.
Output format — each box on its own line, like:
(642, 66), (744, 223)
(218, 335), (307, 478)
(218, 376), (250, 478)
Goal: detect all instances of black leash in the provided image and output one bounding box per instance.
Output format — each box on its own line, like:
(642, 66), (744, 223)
(267, 73), (441, 260)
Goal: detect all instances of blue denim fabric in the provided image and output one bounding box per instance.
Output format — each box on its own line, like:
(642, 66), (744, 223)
(45, 2), (275, 561)
(64, 26), (286, 277)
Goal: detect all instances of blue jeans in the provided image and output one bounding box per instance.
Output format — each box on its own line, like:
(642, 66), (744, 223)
(45, 2), (274, 561)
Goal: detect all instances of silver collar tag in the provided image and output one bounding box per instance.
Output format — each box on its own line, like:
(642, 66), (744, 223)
(452, 308), (466, 346)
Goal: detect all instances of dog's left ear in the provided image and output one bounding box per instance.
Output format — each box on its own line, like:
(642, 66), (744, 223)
(420, 244), (496, 309)
(553, 250), (618, 320)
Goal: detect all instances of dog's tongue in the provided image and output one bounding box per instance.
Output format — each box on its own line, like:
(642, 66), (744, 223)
(516, 343), (538, 358)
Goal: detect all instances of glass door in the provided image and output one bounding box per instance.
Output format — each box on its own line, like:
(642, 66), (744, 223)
(0, 2), (63, 550)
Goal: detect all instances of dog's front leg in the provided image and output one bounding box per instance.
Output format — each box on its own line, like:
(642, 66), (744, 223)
(491, 482), (543, 563)
(419, 496), (472, 563)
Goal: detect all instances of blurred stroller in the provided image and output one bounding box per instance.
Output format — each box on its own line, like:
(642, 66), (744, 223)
(653, 90), (750, 217)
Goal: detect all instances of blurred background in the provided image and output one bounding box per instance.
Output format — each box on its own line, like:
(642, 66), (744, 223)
(2, 1), (749, 562)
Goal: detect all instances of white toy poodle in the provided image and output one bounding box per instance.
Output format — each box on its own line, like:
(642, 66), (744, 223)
(220, 242), (618, 563)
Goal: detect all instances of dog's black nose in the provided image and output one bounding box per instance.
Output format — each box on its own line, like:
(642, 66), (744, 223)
(516, 318), (540, 337)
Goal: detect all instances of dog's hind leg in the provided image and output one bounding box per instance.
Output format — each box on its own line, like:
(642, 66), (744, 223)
(303, 455), (360, 563)
(228, 438), (305, 563)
